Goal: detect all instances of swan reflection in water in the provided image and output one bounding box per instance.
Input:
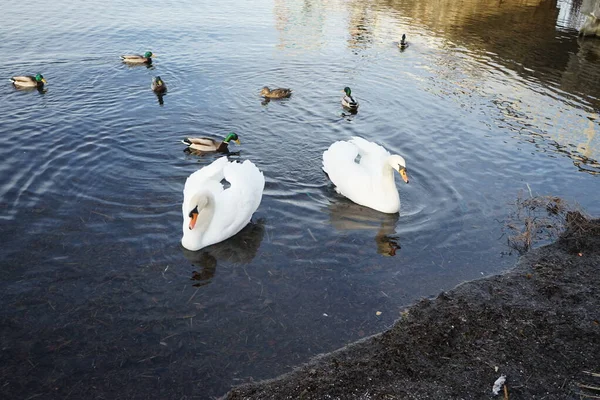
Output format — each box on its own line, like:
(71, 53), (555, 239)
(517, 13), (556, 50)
(327, 202), (400, 256)
(181, 218), (266, 287)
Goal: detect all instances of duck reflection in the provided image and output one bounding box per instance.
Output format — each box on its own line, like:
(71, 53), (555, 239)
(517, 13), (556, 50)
(181, 218), (266, 286)
(340, 110), (358, 120)
(327, 202), (400, 256)
(13, 86), (47, 95)
(347, 0), (375, 52)
(260, 96), (294, 107)
(124, 63), (154, 70)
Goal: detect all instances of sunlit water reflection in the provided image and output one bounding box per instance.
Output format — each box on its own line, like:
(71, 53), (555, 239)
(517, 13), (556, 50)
(1, 0), (600, 398)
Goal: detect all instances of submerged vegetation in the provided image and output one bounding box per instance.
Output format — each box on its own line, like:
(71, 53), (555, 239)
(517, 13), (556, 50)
(504, 191), (586, 254)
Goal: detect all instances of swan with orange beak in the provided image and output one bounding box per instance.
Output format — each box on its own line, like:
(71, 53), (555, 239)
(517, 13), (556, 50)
(181, 157), (264, 251)
(323, 137), (409, 214)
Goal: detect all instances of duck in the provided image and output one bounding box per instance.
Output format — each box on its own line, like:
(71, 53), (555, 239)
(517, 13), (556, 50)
(260, 86), (292, 99)
(181, 156), (265, 251)
(341, 87), (359, 112)
(151, 76), (167, 94)
(398, 34), (409, 49)
(182, 132), (240, 154)
(121, 51), (154, 64)
(10, 74), (46, 88)
(322, 136), (409, 214)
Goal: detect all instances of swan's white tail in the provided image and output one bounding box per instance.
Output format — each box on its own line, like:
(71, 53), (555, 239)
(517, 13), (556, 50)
(323, 140), (357, 175)
(350, 136), (390, 158)
(224, 160), (265, 191)
(183, 157), (229, 192)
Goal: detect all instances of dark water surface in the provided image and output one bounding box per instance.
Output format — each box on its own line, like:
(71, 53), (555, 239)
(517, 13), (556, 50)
(2, 0), (600, 398)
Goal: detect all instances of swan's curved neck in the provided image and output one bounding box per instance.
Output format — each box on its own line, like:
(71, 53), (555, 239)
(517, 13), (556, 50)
(381, 159), (397, 188)
(189, 190), (216, 233)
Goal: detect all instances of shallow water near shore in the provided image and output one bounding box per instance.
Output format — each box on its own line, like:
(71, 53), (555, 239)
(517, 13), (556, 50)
(1, 0), (600, 398)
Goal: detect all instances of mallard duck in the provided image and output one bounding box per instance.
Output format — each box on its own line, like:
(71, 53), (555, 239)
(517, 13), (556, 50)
(398, 34), (409, 49)
(121, 51), (154, 64)
(182, 133), (240, 154)
(181, 157), (265, 251)
(151, 76), (167, 94)
(322, 137), (409, 214)
(341, 87), (359, 111)
(260, 86), (292, 99)
(10, 74), (46, 88)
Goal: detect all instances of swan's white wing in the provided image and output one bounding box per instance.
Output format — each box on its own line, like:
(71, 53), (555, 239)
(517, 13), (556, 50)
(323, 139), (357, 175)
(183, 157), (228, 193)
(223, 160), (265, 216)
(323, 140), (378, 200)
(203, 160), (265, 245)
(182, 157), (228, 216)
(349, 136), (390, 178)
(350, 136), (390, 158)
(323, 138), (400, 213)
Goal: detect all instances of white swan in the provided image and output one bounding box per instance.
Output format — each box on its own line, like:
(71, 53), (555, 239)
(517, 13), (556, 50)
(181, 157), (265, 251)
(322, 137), (409, 214)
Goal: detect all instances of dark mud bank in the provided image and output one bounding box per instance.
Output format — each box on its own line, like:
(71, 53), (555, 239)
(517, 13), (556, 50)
(224, 213), (600, 399)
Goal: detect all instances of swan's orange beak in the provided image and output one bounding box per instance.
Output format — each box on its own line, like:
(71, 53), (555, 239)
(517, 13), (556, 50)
(400, 168), (409, 183)
(189, 212), (198, 230)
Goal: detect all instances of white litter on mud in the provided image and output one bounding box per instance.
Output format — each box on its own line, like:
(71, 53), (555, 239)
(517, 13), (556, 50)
(492, 375), (506, 395)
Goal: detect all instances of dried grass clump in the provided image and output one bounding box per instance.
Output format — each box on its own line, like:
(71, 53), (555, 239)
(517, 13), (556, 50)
(560, 210), (600, 254)
(505, 192), (585, 254)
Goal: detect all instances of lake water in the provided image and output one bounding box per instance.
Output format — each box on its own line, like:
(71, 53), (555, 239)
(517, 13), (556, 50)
(2, 0), (600, 398)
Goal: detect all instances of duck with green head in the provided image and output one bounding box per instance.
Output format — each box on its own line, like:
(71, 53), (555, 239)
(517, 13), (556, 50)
(342, 87), (359, 111)
(151, 76), (167, 94)
(10, 73), (46, 88)
(182, 132), (241, 154)
(121, 51), (154, 64)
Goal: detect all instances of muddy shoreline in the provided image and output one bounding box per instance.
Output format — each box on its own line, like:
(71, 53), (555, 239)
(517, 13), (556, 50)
(224, 214), (600, 399)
